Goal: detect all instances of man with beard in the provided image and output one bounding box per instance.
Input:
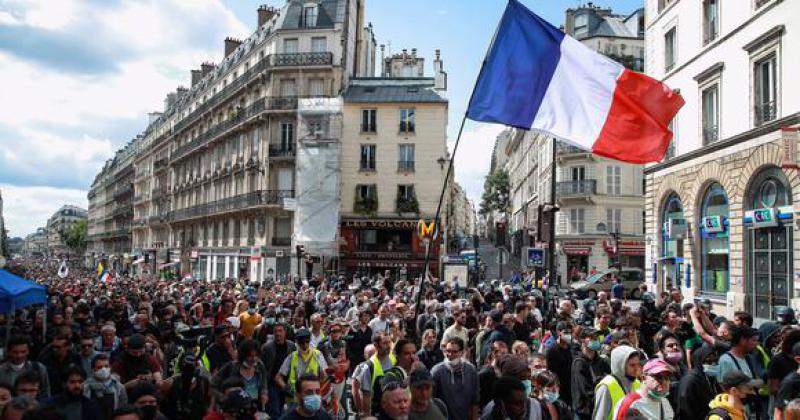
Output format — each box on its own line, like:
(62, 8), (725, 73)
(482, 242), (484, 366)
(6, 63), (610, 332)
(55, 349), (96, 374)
(0, 335), (50, 398)
(431, 337), (479, 420)
(110, 334), (162, 386)
(262, 322), (296, 419)
(37, 334), (82, 396)
(45, 367), (103, 420)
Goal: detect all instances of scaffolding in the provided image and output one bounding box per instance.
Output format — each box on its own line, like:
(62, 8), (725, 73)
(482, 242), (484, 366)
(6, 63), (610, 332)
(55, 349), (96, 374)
(293, 98), (343, 259)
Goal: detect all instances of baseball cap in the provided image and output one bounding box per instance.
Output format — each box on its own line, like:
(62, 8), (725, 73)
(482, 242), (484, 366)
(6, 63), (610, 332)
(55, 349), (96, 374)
(720, 369), (764, 390)
(556, 321), (572, 332)
(642, 359), (673, 376)
(579, 326), (599, 338)
(409, 367), (434, 387)
(128, 334), (146, 350)
(295, 328), (312, 340)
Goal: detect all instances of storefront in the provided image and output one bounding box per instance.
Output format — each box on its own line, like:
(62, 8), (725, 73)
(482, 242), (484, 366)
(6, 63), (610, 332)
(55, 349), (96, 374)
(745, 166), (794, 318)
(659, 194), (686, 290)
(339, 218), (440, 278)
(699, 183), (730, 297)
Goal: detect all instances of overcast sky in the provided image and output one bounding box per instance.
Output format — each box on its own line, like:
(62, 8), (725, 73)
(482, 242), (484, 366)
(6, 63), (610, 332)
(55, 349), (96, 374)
(0, 0), (641, 238)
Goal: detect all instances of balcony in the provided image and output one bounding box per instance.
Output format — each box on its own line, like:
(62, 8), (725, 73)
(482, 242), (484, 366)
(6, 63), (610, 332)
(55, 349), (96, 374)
(702, 125), (719, 145)
(168, 189), (294, 222)
(397, 160), (415, 172)
(267, 96), (299, 111)
(272, 237), (292, 247)
(171, 99), (266, 161)
(271, 52), (333, 67)
(154, 157), (169, 171)
(556, 180), (597, 198)
(754, 101), (776, 127)
(113, 184), (133, 199)
(269, 144), (295, 159)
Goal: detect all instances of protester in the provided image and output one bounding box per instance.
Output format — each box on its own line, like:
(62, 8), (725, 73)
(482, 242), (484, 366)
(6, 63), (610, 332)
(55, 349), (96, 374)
(409, 367), (447, 420)
(612, 359), (674, 419)
(431, 337), (479, 420)
(676, 344), (720, 420)
(707, 369), (762, 420)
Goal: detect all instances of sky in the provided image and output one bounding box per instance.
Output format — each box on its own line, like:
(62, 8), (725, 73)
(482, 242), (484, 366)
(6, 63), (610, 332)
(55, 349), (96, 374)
(0, 0), (643, 238)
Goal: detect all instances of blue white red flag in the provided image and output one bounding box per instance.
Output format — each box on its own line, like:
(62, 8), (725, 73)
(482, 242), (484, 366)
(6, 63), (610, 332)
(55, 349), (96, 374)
(467, 0), (684, 164)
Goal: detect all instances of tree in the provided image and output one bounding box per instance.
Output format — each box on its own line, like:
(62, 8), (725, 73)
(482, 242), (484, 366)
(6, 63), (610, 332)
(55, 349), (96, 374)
(62, 219), (88, 255)
(479, 169), (510, 216)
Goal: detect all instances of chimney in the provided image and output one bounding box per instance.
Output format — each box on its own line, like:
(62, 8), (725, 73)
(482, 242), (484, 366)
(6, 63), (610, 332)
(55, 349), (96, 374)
(147, 112), (162, 125)
(411, 48), (417, 58)
(224, 37), (242, 57)
(190, 69), (202, 86)
(176, 86), (188, 96)
(402, 48), (408, 59)
(380, 44), (385, 76)
(434, 49), (447, 91)
(200, 62), (216, 77)
(257, 5), (277, 27)
(164, 93), (177, 111)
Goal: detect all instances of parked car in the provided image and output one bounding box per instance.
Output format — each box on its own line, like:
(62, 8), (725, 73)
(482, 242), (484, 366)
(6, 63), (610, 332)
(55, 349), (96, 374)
(568, 267), (645, 300)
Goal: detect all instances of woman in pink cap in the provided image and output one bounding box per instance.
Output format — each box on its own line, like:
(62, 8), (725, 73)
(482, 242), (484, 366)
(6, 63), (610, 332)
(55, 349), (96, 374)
(613, 359), (675, 420)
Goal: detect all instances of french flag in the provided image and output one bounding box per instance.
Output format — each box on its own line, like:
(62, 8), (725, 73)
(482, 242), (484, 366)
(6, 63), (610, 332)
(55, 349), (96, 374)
(467, 0), (685, 164)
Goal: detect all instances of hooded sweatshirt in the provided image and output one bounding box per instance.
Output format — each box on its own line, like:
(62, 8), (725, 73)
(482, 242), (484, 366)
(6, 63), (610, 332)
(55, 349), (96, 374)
(571, 346), (611, 420)
(677, 344), (719, 420)
(707, 393), (746, 420)
(592, 345), (639, 420)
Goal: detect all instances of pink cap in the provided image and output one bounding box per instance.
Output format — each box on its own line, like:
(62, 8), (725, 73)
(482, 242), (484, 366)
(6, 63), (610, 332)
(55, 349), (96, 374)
(643, 359), (673, 376)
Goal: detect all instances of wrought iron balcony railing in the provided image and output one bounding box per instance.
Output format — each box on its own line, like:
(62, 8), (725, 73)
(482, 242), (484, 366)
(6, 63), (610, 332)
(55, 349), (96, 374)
(754, 101), (776, 127)
(168, 189), (295, 222)
(556, 180), (597, 197)
(269, 144), (295, 158)
(397, 160), (415, 172)
(270, 52), (333, 67)
(702, 125), (719, 145)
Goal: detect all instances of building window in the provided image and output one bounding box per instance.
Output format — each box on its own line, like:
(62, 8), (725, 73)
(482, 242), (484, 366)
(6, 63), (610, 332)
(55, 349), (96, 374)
(665, 27), (677, 72)
(283, 38), (298, 54)
(570, 208), (585, 234)
(754, 54), (777, 126)
(361, 109), (377, 132)
(399, 108), (415, 133)
(660, 194), (685, 289)
(606, 208), (622, 233)
(571, 166), (585, 180)
(658, 0), (676, 13)
(274, 218), (292, 241)
(703, 0), (719, 45)
(311, 37), (327, 53)
(355, 184), (378, 215)
(702, 84), (720, 145)
(606, 166), (621, 195)
(574, 14), (587, 37)
(360, 144), (376, 171)
(302, 5), (318, 27)
(280, 79), (296, 96)
(280, 123), (294, 150)
(398, 184), (415, 200)
(308, 78), (325, 96)
(398, 144), (415, 171)
(700, 183), (730, 295)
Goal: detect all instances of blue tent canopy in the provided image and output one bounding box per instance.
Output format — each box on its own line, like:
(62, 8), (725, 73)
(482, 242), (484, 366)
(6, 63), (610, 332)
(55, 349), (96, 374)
(0, 269), (47, 314)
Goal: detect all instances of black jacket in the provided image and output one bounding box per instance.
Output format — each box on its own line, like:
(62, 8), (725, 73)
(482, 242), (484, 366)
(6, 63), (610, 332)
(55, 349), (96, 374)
(571, 351), (610, 420)
(677, 345), (720, 420)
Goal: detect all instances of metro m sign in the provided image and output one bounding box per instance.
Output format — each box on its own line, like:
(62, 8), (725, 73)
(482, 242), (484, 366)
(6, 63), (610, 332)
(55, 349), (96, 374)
(417, 220), (438, 243)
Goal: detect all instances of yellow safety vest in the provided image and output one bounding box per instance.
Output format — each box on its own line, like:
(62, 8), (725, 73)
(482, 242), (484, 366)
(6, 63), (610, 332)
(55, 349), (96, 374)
(756, 345), (770, 397)
(370, 354), (397, 388)
(595, 375), (641, 420)
(288, 349), (321, 402)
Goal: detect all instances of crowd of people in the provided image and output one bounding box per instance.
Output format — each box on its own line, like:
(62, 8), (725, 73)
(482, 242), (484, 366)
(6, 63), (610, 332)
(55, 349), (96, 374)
(0, 258), (800, 420)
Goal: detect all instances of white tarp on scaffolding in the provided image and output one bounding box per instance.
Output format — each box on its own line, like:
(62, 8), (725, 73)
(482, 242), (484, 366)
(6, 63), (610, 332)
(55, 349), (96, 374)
(293, 97), (342, 257)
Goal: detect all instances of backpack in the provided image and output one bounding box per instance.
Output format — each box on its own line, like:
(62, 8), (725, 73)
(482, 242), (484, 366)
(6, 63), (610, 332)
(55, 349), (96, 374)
(705, 407), (732, 420)
(432, 397), (448, 418)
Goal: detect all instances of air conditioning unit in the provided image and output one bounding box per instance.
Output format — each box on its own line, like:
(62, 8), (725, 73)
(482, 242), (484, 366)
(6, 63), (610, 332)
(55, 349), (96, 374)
(275, 250), (284, 257)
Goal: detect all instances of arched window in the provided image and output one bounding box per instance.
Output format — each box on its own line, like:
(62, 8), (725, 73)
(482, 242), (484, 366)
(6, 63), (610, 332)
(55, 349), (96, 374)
(700, 183), (729, 294)
(660, 193), (685, 289)
(747, 166), (791, 210)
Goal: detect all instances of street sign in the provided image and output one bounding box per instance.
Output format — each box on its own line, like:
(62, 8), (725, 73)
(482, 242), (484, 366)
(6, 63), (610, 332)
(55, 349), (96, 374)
(526, 247), (545, 267)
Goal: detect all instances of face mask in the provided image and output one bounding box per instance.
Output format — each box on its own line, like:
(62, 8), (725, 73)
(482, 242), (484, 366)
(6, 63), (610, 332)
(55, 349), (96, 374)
(521, 379), (533, 396)
(94, 367), (111, 381)
(140, 405), (157, 420)
(648, 390), (669, 399)
(561, 334), (572, 343)
(445, 358), (462, 369)
(248, 308), (256, 315)
(543, 390), (560, 403)
(703, 364), (720, 377)
(9, 362), (25, 371)
(664, 351), (683, 364)
(588, 340), (602, 351)
(243, 360), (255, 369)
(303, 394), (322, 412)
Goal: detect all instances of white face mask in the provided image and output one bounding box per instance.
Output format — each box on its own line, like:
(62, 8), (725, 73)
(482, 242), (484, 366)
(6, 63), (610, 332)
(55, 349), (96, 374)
(94, 367), (111, 381)
(9, 362), (25, 371)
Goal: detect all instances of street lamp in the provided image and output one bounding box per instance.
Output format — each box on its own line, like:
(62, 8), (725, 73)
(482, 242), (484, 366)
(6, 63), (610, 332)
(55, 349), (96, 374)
(437, 156), (448, 170)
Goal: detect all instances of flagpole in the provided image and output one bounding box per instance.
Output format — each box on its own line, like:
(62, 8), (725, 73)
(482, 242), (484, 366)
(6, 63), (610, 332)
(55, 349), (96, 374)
(413, 2), (510, 320)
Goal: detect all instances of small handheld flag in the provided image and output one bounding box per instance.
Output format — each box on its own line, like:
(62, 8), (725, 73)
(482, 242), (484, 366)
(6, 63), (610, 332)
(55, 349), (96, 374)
(57, 260), (68, 279)
(466, 0), (684, 164)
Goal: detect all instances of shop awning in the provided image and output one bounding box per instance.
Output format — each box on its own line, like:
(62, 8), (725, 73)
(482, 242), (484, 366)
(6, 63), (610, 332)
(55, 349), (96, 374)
(563, 246), (592, 256)
(603, 240), (645, 256)
(158, 261), (179, 269)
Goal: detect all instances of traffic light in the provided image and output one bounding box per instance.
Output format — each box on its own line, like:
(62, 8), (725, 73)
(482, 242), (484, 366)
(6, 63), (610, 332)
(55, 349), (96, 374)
(296, 244), (306, 257)
(537, 204), (559, 243)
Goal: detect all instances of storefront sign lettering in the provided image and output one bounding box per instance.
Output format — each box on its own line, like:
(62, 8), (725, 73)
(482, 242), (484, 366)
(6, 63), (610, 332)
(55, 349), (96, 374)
(665, 218), (687, 240)
(343, 219), (417, 229)
(746, 208), (779, 228)
(701, 216), (725, 234)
